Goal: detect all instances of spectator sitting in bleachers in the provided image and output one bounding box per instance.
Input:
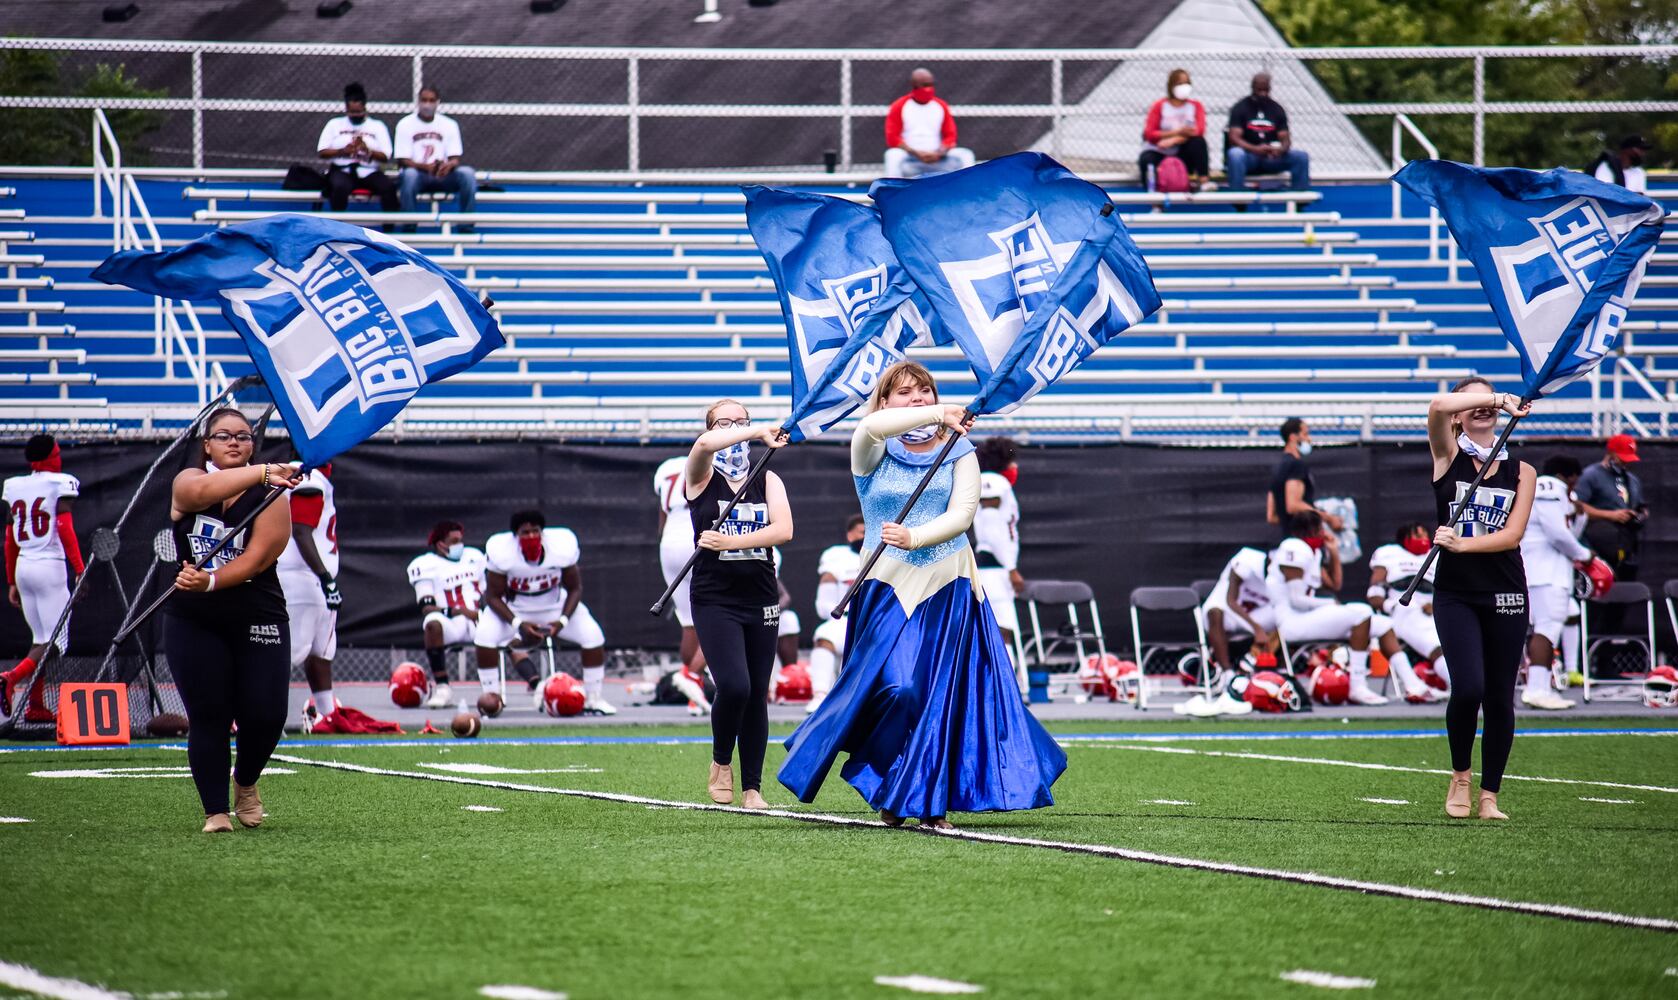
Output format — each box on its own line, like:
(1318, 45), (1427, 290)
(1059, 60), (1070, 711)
(1139, 68), (1212, 192)
(1592, 134), (1651, 194)
(1224, 73), (1310, 191)
(317, 82), (398, 214)
(883, 68), (976, 178)
(396, 85), (477, 229)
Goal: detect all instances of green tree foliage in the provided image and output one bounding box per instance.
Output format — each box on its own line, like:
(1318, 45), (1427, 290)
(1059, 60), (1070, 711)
(1258, 0), (1678, 170)
(0, 48), (166, 165)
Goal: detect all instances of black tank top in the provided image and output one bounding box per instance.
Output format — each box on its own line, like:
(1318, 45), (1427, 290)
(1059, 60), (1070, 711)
(169, 481), (288, 622)
(1432, 448), (1527, 594)
(688, 469), (778, 609)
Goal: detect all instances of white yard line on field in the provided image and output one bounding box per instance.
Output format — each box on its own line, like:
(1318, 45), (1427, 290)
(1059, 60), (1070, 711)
(874, 974), (986, 994)
(0, 960), (126, 1000)
(1360, 798), (1410, 805)
(1075, 743), (1678, 795)
(1278, 970), (1377, 990)
(478, 986), (567, 1000)
(270, 753), (1678, 935)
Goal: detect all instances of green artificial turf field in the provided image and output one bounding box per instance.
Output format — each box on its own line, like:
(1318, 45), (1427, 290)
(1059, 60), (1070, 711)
(3, 718), (1677, 999)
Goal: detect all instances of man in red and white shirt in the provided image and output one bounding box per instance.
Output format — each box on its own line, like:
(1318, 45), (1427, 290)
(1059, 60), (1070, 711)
(2, 434), (81, 722)
(883, 68), (976, 178)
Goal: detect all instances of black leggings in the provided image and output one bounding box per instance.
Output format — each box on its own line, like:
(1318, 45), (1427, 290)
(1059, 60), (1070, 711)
(163, 612), (291, 815)
(325, 165), (399, 212)
(1139, 136), (1210, 181)
(1434, 589), (1529, 793)
(692, 602), (778, 791)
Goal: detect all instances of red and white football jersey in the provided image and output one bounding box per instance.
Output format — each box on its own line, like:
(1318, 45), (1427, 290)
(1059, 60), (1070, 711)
(407, 546), (488, 614)
(816, 543), (862, 590)
(484, 527), (580, 610)
(654, 455), (691, 548)
(277, 469), (338, 578)
(3, 470), (79, 563)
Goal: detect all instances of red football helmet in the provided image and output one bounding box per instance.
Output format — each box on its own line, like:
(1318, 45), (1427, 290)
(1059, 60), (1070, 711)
(773, 662), (813, 703)
(1415, 660), (1450, 692)
(1307, 663), (1350, 705)
(1079, 654), (1139, 703)
(541, 672), (585, 717)
(1244, 670), (1302, 713)
(1644, 665), (1678, 709)
(1238, 650), (1280, 674)
(1573, 557), (1615, 600)
(389, 662), (429, 708)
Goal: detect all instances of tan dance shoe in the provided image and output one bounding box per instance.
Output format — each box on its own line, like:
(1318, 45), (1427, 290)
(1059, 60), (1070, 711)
(740, 789), (769, 810)
(233, 783), (264, 828)
(707, 762), (734, 805)
(1477, 791), (1508, 820)
(1445, 771), (1473, 818)
(202, 813), (234, 834)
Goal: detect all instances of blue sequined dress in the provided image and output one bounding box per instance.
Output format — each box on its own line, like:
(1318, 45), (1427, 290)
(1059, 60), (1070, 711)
(778, 433), (1066, 817)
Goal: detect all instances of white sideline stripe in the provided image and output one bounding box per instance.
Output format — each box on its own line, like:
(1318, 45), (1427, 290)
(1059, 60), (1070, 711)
(418, 762), (603, 775)
(874, 974), (985, 994)
(0, 959), (126, 1000)
(270, 753), (1678, 934)
(1279, 970), (1377, 990)
(29, 767), (297, 780)
(1360, 797), (1410, 805)
(1579, 797), (1637, 804)
(1146, 799), (1196, 806)
(462, 805), (505, 812)
(479, 986), (567, 1000)
(0, 816), (31, 823)
(1079, 743), (1678, 795)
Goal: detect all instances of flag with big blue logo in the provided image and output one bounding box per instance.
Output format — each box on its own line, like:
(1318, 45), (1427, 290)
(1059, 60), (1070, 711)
(1394, 160), (1665, 399)
(93, 214), (503, 467)
(871, 152), (1161, 414)
(744, 186), (945, 442)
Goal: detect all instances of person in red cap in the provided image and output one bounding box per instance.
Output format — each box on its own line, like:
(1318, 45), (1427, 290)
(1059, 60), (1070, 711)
(2, 433), (82, 722)
(1575, 433), (1648, 641)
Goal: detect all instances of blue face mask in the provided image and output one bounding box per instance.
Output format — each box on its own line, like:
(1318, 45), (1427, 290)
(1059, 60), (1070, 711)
(1297, 441), (1313, 456)
(446, 542), (465, 560)
(713, 441), (750, 479)
(899, 424), (939, 445)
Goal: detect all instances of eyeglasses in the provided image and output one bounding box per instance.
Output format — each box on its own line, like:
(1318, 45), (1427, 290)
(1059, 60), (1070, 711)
(712, 418), (752, 429)
(207, 432), (254, 444)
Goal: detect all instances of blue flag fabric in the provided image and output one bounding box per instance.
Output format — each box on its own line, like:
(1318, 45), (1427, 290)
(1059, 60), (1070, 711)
(93, 214), (503, 467)
(744, 186), (945, 442)
(1394, 161), (1665, 399)
(870, 152), (1161, 415)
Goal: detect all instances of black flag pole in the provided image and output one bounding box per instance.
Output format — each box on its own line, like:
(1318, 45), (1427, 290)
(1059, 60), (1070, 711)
(649, 432), (786, 616)
(829, 411), (973, 620)
(1397, 395), (1532, 607)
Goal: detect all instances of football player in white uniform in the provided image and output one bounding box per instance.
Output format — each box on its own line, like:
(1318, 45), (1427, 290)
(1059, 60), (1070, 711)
(1201, 545), (1276, 672)
(773, 548), (801, 668)
(654, 454), (706, 675)
(975, 437), (1026, 695)
(808, 514), (864, 713)
(1519, 456), (1594, 710)
(407, 519), (490, 708)
(2, 434), (82, 722)
(1367, 522), (1451, 702)
(277, 463), (342, 730)
(1267, 510), (1407, 705)
(477, 509), (615, 715)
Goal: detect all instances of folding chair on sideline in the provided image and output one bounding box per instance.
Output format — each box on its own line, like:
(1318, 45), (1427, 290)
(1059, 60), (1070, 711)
(1130, 586), (1211, 711)
(1019, 579), (1107, 700)
(1190, 578), (1217, 603)
(1581, 581), (1655, 702)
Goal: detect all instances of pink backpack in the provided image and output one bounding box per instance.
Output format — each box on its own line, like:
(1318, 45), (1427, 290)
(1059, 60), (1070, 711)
(1153, 155), (1190, 194)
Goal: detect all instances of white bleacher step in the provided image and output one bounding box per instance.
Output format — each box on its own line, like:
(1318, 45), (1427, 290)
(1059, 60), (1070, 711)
(0, 187), (14, 199)
(0, 231), (35, 243)
(0, 209), (22, 221)
(0, 324), (76, 337)
(490, 344), (1456, 362)
(438, 367), (1470, 386)
(483, 296), (1413, 316)
(1155, 297), (1417, 313)
(462, 274), (1392, 294)
(0, 254), (46, 267)
(0, 301), (65, 313)
(181, 185), (1321, 210)
(416, 251), (1380, 273)
(0, 348), (84, 363)
(189, 207), (1343, 229)
(493, 319), (1435, 338)
(384, 230), (1359, 250)
(0, 277), (53, 291)
(0, 372), (93, 385)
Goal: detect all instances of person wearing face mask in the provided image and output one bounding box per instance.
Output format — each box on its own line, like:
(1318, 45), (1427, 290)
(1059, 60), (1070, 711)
(407, 520), (490, 708)
(684, 398), (793, 809)
(1519, 456), (1596, 711)
(317, 82), (398, 214)
(478, 510), (615, 715)
(1224, 73), (1310, 191)
(1265, 510), (1396, 706)
(395, 85), (477, 226)
(1574, 433), (1649, 641)
(883, 68), (977, 178)
(1366, 522), (1451, 702)
(807, 513), (865, 716)
(1139, 68), (1212, 192)
(779, 361), (1065, 831)
(1592, 134), (1652, 194)
(1, 434), (83, 724)
(1266, 417), (1343, 540)
(1427, 376), (1536, 821)
(166, 408), (304, 833)
(974, 435), (1026, 696)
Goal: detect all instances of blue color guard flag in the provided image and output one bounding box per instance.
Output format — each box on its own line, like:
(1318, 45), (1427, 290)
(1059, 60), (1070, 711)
(93, 214), (503, 467)
(1394, 160), (1665, 399)
(744, 186), (945, 441)
(871, 152), (1161, 414)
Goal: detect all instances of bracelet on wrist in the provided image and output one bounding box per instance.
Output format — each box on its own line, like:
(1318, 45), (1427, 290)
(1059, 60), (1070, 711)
(206, 571), (217, 592)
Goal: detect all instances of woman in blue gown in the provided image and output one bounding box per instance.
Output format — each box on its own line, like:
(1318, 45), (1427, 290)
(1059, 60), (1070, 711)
(778, 361), (1066, 829)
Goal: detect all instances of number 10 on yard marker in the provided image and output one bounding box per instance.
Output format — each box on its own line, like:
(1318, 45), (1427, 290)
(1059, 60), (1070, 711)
(56, 683), (131, 746)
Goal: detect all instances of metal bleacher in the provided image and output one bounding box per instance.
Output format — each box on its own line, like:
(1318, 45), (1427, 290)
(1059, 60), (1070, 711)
(3, 170), (1676, 442)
